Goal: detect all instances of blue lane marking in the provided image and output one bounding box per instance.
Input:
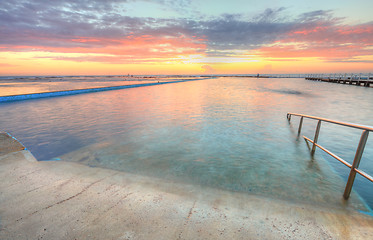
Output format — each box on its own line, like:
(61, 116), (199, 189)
(5, 132), (27, 150)
(359, 210), (373, 217)
(0, 78), (209, 103)
(40, 158), (61, 162)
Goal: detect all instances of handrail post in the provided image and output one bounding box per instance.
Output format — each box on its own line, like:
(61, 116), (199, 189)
(311, 120), (321, 155)
(343, 130), (369, 199)
(298, 116), (303, 135)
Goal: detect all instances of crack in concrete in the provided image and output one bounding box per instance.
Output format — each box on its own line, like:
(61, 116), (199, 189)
(103, 192), (134, 214)
(187, 201), (196, 219)
(46, 179), (103, 209)
(18, 169), (43, 179)
(55, 178), (74, 190)
(26, 185), (44, 193)
(14, 177), (107, 223)
(6, 169), (42, 187)
(177, 200), (197, 240)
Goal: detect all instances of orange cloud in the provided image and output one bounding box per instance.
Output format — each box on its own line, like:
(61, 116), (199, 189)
(0, 35), (207, 64)
(257, 22), (373, 62)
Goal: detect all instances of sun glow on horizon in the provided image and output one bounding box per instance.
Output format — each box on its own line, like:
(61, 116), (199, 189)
(0, 1), (372, 75)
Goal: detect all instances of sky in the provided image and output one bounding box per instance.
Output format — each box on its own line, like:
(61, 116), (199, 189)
(0, 0), (372, 75)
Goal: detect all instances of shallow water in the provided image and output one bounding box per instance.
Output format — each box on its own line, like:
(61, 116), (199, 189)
(0, 77), (372, 210)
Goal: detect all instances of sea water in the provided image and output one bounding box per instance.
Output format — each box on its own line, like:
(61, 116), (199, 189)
(0, 77), (372, 211)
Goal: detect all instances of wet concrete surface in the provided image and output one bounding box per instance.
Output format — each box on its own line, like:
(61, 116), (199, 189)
(0, 136), (372, 239)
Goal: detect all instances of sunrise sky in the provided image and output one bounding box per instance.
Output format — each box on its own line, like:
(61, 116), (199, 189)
(1, 0), (372, 75)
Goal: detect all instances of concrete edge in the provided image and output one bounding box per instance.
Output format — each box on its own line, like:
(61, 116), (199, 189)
(1, 130), (372, 216)
(0, 77), (213, 103)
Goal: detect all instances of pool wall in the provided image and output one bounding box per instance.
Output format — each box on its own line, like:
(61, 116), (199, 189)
(0, 78), (208, 103)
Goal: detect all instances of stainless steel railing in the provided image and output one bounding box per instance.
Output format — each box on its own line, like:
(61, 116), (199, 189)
(287, 112), (373, 200)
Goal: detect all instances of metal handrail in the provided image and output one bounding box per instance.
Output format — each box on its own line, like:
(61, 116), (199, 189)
(287, 112), (372, 200)
(287, 112), (373, 132)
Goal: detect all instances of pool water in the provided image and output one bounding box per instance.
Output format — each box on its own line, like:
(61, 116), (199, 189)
(1, 77), (372, 211)
(0, 75), (179, 97)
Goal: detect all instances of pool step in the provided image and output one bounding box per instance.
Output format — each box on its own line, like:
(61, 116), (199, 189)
(0, 132), (25, 156)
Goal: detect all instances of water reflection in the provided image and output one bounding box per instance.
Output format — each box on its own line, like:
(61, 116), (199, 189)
(0, 76), (183, 97)
(0, 77), (372, 210)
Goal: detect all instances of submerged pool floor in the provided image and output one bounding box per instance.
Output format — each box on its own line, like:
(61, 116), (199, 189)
(1, 77), (373, 210)
(1, 145), (373, 239)
(59, 137), (369, 212)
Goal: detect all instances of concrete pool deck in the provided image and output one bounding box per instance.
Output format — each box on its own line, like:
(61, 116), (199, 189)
(0, 133), (372, 239)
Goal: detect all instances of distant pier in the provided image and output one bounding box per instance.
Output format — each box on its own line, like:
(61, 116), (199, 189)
(306, 73), (372, 87)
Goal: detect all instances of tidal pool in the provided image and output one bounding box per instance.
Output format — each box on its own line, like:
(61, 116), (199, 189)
(1, 77), (372, 211)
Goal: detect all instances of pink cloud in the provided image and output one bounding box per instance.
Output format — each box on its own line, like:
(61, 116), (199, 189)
(257, 22), (373, 62)
(0, 63), (17, 67)
(201, 65), (216, 73)
(1, 35), (207, 63)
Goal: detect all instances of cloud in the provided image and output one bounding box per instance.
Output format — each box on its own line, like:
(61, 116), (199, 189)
(185, 9), (296, 53)
(26, 34), (206, 64)
(326, 58), (373, 63)
(0, 63), (17, 67)
(0, 2), (372, 64)
(256, 12), (373, 62)
(201, 64), (216, 73)
(262, 64), (272, 73)
(0, 3), (288, 50)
